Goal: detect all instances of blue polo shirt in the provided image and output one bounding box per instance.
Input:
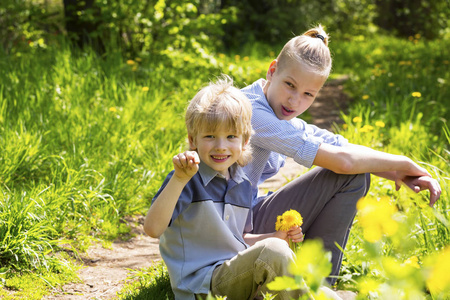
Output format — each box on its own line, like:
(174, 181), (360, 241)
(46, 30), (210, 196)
(153, 162), (252, 300)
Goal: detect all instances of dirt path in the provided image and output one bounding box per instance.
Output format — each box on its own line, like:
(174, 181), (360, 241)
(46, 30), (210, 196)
(45, 76), (355, 300)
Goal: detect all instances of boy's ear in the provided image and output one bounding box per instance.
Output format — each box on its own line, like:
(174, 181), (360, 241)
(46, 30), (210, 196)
(266, 59), (278, 80)
(188, 135), (197, 150)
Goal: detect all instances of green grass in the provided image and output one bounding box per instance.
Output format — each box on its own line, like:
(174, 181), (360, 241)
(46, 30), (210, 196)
(0, 34), (449, 299)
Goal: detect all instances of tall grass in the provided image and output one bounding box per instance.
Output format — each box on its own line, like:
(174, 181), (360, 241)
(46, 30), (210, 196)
(0, 42), (223, 279)
(0, 33), (448, 299)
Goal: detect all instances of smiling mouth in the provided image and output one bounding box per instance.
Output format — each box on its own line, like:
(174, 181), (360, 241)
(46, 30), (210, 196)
(211, 155), (229, 161)
(281, 105), (295, 115)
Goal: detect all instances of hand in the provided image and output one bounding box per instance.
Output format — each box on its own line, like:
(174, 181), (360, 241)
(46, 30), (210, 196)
(172, 151), (200, 180)
(274, 226), (304, 243)
(396, 175), (441, 207)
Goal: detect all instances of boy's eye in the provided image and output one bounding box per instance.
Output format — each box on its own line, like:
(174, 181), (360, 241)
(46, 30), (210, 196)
(285, 82), (294, 88)
(228, 135), (237, 139)
(305, 92), (314, 97)
(204, 135), (214, 138)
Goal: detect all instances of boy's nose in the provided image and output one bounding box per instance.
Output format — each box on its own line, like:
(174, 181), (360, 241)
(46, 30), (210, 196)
(215, 139), (226, 151)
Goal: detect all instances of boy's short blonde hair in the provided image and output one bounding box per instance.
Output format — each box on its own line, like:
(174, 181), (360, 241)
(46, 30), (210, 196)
(277, 25), (332, 77)
(185, 75), (253, 166)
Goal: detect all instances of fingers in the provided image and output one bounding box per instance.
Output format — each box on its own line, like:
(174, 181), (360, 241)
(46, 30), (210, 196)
(402, 176), (442, 207)
(172, 151), (200, 177)
(287, 226), (304, 243)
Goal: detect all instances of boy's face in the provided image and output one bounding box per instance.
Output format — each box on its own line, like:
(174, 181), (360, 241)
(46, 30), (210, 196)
(188, 126), (246, 179)
(263, 59), (327, 121)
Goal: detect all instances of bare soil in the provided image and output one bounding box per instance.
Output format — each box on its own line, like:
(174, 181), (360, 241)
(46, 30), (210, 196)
(45, 76), (355, 300)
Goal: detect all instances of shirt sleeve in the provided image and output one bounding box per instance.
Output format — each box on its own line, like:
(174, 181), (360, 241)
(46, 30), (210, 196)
(152, 170), (197, 225)
(251, 104), (348, 168)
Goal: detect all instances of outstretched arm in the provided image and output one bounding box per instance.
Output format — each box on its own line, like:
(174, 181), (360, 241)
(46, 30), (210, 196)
(144, 151), (200, 238)
(314, 143), (441, 205)
(243, 226), (304, 246)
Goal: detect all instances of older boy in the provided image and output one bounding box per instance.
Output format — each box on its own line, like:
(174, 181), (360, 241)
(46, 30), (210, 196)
(241, 25), (441, 285)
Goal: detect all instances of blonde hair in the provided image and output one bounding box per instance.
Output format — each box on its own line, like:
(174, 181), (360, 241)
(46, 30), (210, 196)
(185, 75), (253, 166)
(277, 25), (331, 77)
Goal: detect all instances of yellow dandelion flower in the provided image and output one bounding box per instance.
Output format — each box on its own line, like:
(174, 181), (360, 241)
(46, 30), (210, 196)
(275, 209), (303, 232)
(375, 121), (385, 128)
(109, 107), (117, 112)
(426, 247), (450, 295)
(358, 278), (380, 296)
(353, 116), (362, 123)
(357, 196), (398, 243)
(142, 87), (149, 92)
(234, 55), (240, 61)
(342, 124), (348, 130)
(359, 125), (374, 132)
(362, 95), (370, 100)
(127, 59), (136, 65)
(243, 56), (249, 61)
(132, 65), (138, 71)
(135, 57), (142, 62)
(412, 92), (422, 98)
(414, 33), (421, 39)
(404, 256), (420, 269)
(218, 53), (226, 59)
(388, 82), (395, 87)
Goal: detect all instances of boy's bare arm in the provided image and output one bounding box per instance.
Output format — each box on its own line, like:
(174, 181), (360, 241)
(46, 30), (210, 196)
(144, 151), (200, 238)
(314, 143), (441, 205)
(243, 226), (303, 246)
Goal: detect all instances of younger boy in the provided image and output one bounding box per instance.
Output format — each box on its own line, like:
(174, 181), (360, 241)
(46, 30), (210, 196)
(144, 76), (310, 300)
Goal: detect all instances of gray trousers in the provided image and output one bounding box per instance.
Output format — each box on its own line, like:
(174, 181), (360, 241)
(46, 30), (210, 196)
(252, 167), (370, 285)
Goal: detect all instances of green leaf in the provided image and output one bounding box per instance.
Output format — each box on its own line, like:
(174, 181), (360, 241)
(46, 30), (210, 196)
(267, 276), (299, 291)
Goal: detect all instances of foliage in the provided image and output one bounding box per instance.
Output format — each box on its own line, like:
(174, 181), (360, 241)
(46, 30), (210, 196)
(117, 262), (174, 300)
(375, 0), (450, 39)
(221, 0), (379, 49)
(0, 39), (224, 277)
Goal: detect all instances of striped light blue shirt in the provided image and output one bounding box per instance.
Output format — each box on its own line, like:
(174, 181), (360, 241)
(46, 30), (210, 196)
(242, 79), (348, 206)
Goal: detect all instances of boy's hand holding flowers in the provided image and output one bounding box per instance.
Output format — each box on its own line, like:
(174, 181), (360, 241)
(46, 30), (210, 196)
(275, 209), (304, 252)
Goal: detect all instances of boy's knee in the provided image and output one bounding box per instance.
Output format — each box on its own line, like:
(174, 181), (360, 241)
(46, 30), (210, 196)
(255, 238), (294, 267)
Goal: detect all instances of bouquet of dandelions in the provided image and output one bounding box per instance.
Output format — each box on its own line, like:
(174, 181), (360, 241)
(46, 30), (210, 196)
(275, 209), (303, 253)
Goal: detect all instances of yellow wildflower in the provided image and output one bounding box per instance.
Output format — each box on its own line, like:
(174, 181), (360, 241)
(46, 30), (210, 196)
(426, 247), (450, 295)
(412, 92), (422, 98)
(275, 209), (303, 232)
(388, 82), (395, 87)
(404, 256), (420, 269)
(357, 196), (398, 243)
(135, 57), (142, 62)
(375, 121), (385, 128)
(234, 55), (240, 61)
(126, 59), (136, 65)
(360, 125), (374, 132)
(352, 116), (362, 123)
(243, 56), (249, 61)
(142, 87), (149, 92)
(362, 95), (370, 100)
(109, 107), (117, 112)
